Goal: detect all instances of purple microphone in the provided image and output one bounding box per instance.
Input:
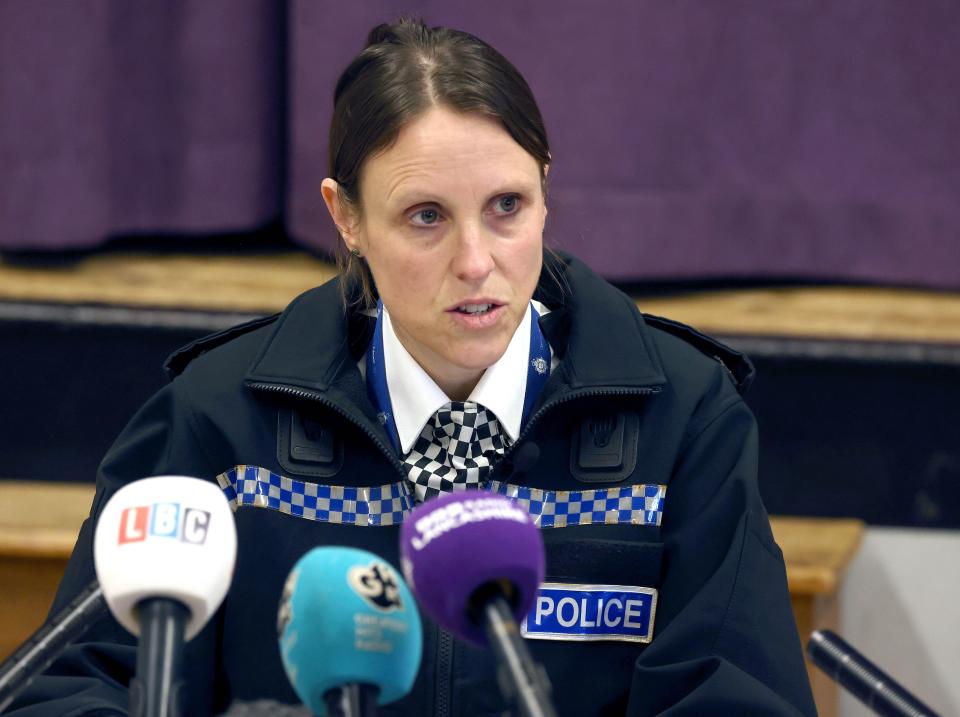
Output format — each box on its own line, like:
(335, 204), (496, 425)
(400, 491), (557, 717)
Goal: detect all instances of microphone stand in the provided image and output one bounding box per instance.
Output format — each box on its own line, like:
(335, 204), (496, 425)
(129, 598), (190, 717)
(323, 684), (380, 717)
(482, 598), (558, 717)
(808, 630), (942, 717)
(0, 581), (107, 712)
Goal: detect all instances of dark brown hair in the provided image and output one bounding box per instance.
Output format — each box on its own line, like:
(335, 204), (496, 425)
(328, 17), (552, 308)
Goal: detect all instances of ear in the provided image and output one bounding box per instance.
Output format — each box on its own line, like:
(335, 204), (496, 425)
(541, 164), (550, 219)
(320, 178), (361, 251)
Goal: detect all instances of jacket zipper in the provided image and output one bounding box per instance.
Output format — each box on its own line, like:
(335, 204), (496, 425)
(251, 380), (463, 715)
(247, 381), (407, 477)
(250, 380), (660, 716)
(436, 629), (454, 717)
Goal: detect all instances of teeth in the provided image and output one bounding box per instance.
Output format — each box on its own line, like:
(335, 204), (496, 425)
(458, 304), (493, 314)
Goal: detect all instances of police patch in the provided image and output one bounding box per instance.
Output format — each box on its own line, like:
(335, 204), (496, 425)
(521, 582), (657, 643)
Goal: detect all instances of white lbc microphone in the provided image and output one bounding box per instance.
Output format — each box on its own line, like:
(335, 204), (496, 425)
(94, 476), (237, 717)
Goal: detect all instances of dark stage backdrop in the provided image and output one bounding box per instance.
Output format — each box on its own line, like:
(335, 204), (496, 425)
(2, 1), (959, 288)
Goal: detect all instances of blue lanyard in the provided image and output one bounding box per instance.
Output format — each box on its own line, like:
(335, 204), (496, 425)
(522, 303), (551, 426)
(366, 301), (551, 455)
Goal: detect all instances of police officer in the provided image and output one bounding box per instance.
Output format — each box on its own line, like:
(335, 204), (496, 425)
(8, 18), (816, 716)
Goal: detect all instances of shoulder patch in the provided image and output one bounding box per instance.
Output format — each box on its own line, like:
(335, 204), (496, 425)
(641, 313), (755, 395)
(163, 313), (279, 380)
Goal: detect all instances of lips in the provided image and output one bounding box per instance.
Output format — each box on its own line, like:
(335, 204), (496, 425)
(446, 301), (506, 328)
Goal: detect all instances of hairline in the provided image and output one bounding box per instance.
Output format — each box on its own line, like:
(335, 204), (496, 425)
(339, 102), (549, 222)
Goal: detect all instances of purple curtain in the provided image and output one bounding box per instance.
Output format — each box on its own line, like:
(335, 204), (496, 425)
(3, 1), (959, 288)
(0, 0), (282, 251)
(288, 1), (960, 288)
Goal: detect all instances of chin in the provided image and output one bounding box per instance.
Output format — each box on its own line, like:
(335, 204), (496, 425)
(451, 343), (509, 373)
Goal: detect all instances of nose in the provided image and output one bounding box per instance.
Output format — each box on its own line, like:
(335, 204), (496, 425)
(451, 222), (495, 283)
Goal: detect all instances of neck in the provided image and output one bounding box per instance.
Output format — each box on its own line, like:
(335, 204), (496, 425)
(386, 314), (486, 402)
(429, 365), (484, 402)
(438, 376), (482, 402)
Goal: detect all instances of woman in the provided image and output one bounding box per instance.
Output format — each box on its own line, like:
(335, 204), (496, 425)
(10, 18), (816, 717)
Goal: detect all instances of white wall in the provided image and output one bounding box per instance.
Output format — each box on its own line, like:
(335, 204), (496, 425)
(838, 528), (960, 717)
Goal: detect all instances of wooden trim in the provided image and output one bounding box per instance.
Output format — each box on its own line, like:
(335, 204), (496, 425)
(770, 516), (864, 595)
(2, 253), (959, 344)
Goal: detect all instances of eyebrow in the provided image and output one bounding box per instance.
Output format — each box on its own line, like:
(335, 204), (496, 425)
(391, 182), (540, 209)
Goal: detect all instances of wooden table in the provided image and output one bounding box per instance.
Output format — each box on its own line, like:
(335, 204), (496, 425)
(0, 481), (94, 661)
(770, 516), (864, 717)
(0, 483), (862, 716)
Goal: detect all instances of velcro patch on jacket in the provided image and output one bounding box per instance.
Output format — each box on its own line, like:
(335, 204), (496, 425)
(570, 411), (640, 483)
(522, 582), (657, 643)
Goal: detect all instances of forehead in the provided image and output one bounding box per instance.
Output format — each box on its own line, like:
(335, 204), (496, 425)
(360, 106), (542, 206)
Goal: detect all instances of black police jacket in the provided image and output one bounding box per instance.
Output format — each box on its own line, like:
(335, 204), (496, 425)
(7, 255), (816, 716)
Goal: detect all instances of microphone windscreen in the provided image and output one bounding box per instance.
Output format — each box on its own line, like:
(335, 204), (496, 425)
(93, 475), (237, 640)
(399, 491), (544, 646)
(277, 547), (422, 715)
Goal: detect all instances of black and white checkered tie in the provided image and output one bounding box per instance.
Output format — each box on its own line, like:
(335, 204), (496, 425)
(403, 401), (510, 503)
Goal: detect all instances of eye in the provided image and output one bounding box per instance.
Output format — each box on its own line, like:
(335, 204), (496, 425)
(492, 194), (521, 216)
(409, 207), (441, 227)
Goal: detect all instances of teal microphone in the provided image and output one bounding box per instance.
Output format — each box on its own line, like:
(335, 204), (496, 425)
(277, 547), (423, 717)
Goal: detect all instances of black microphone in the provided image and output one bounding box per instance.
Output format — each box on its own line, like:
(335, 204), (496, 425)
(0, 580), (108, 712)
(807, 630), (942, 717)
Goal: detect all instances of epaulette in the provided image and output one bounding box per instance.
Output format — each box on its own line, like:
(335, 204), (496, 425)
(641, 313), (756, 395)
(163, 313), (280, 380)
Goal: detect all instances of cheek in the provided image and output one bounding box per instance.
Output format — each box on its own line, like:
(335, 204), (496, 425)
(370, 252), (440, 319)
(508, 229), (544, 287)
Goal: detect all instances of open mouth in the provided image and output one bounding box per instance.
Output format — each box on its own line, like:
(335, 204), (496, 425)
(447, 301), (505, 327)
(453, 303), (496, 315)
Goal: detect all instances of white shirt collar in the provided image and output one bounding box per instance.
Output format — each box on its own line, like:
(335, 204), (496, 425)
(381, 301), (550, 454)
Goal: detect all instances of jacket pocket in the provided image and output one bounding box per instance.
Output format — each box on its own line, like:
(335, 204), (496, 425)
(529, 532), (664, 716)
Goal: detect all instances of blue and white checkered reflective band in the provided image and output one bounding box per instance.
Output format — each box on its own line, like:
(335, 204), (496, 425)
(488, 481), (666, 528)
(215, 466), (666, 528)
(216, 465), (415, 527)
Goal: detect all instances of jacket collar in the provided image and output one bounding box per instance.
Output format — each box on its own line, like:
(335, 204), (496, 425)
(535, 254), (667, 392)
(244, 253), (668, 399)
(245, 278), (369, 393)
